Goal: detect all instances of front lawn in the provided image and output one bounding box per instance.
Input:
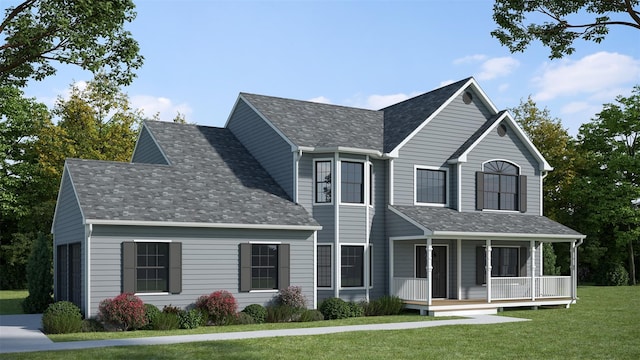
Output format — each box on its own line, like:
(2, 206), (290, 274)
(0, 290), (27, 315)
(6, 286), (640, 359)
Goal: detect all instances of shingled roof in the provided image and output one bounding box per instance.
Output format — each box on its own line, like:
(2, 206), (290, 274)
(390, 206), (584, 238)
(240, 93), (384, 151)
(65, 121), (320, 228)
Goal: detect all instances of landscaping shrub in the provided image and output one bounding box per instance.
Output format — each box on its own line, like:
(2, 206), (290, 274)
(143, 304), (161, 330)
(242, 304), (267, 324)
(275, 286), (307, 309)
(153, 312), (180, 330)
(234, 312), (255, 325)
(22, 232), (53, 313)
(81, 318), (105, 332)
(42, 301), (83, 334)
(98, 293), (147, 331)
(195, 290), (238, 325)
(374, 295), (404, 315)
(178, 309), (202, 329)
(319, 297), (351, 320)
(596, 262), (630, 286)
(298, 309), (324, 322)
(266, 304), (301, 323)
(348, 301), (364, 317)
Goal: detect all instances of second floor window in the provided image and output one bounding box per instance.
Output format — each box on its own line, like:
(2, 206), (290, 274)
(341, 161), (364, 203)
(315, 161), (332, 203)
(416, 168), (446, 204)
(480, 161), (519, 211)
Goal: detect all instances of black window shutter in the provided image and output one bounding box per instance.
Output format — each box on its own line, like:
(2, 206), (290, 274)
(519, 175), (527, 213)
(476, 246), (485, 285)
(278, 244), (290, 290)
(122, 242), (136, 293)
(239, 243), (251, 292)
(519, 246), (528, 277)
(169, 242), (182, 294)
(476, 172), (484, 210)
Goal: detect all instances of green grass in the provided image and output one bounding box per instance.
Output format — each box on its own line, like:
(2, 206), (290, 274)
(0, 290), (27, 315)
(5, 286), (640, 359)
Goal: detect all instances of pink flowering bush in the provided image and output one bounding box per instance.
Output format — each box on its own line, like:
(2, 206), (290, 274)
(276, 286), (307, 309)
(98, 293), (147, 331)
(195, 290), (238, 325)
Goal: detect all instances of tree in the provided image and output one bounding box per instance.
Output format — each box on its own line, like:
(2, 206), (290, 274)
(510, 97), (577, 273)
(492, 0), (640, 59)
(0, 0), (144, 87)
(22, 232), (53, 313)
(0, 86), (52, 289)
(565, 86), (640, 284)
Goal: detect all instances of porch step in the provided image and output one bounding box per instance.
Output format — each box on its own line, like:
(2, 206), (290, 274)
(428, 308), (498, 317)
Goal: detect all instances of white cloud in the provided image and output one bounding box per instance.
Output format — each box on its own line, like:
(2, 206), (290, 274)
(308, 96), (332, 104)
(498, 83), (510, 92)
(453, 54), (487, 64)
(131, 95), (193, 121)
(476, 57), (520, 80)
(532, 51), (640, 101)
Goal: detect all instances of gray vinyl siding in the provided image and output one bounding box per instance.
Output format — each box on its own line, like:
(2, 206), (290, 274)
(461, 121), (541, 214)
(370, 158), (387, 299)
(297, 153), (314, 211)
(393, 90), (492, 205)
(314, 206), (335, 243)
(131, 126), (169, 165)
(339, 206), (367, 243)
(386, 210), (424, 238)
(87, 225), (315, 317)
(52, 170), (86, 311)
(227, 99), (294, 198)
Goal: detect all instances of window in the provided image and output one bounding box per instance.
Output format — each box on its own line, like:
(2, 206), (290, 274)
(476, 161), (527, 212)
(416, 168), (446, 204)
(240, 243), (289, 291)
(317, 245), (332, 288)
(341, 161), (364, 203)
(122, 241), (182, 294)
(476, 246), (523, 284)
(136, 242), (169, 292)
(341, 245), (364, 287)
(315, 160), (332, 203)
(415, 245), (427, 278)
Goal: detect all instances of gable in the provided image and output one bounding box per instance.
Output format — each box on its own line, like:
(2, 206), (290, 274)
(131, 124), (170, 165)
(52, 168), (85, 239)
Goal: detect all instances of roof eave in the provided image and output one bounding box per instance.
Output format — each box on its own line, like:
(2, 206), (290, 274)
(431, 231), (585, 241)
(297, 146), (397, 159)
(84, 219), (322, 231)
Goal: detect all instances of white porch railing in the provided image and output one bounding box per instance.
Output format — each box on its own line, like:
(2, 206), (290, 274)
(392, 277), (427, 301)
(392, 276), (571, 301)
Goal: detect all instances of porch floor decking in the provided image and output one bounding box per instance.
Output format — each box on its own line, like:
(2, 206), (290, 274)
(404, 298), (575, 317)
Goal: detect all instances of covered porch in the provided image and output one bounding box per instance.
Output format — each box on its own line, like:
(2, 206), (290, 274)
(387, 206), (586, 316)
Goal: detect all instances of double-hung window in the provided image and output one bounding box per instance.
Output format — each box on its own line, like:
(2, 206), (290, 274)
(341, 245), (364, 287)
(317, 245), (332, 288)
(122, 241), (182, 294)
(476, 160), (526, 212)
(240, 243), (290, 291)
(476, 246), (523, 284)
(416, 167), (446, 205)
(341, 161), (364, 204)
(314, 160), (332, 204)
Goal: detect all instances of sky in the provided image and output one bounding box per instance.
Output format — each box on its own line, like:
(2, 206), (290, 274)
(16, 0), (640, 137)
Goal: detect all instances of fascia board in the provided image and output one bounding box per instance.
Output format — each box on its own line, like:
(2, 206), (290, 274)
(85, 219), (322, 231)
(387, 205), (432, 236)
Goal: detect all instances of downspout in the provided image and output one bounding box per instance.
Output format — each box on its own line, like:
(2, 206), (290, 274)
(86, 224), (93, 317)
(365, 155), (370, 302)
(540, 171), (548, 216)
(334, 152), (340, 299)
(457, 163), (462, 211)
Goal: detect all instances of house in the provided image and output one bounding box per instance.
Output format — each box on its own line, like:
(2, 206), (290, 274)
(52, 77), (585, 317)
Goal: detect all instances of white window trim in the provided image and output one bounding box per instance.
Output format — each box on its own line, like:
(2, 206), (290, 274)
(132, 240), (172, 295)
(317, 243), (334, 290)
(249, 290), (279, 293)
(339, 243), (367, 290)
(313, 158), (334, 205)
(481, 159), (521, 172)
(248, 243), (282, 291)
(414, 165), (449, 207)
(339, 159), (367, 206)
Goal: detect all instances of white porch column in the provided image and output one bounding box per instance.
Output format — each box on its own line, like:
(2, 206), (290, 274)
(571, 240), (577, 300)
(486, 239), (492, 303)
(531, 240), (536, 301)
(427, 237), (433, 306)
(457, 238), (462, 300)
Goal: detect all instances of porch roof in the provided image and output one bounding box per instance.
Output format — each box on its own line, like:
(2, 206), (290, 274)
(389, 206), (584, 240)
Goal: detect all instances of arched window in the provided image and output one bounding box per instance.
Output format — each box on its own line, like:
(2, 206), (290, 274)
(478, 160), (523, 211)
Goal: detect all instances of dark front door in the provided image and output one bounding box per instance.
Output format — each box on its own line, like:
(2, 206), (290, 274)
(416, 245), (447, 298)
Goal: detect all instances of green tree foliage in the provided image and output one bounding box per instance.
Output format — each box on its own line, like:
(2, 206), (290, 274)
(0, 0), (144, 87)
(22, 232), (53, 313)
(510, 96), (576, 273)
(0, 86), (52, 288)
(492, 0), (640, 59)
(564, 86), (640, 284)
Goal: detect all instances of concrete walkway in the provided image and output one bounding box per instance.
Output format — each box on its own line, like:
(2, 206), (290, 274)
(0, 314), (529, 354)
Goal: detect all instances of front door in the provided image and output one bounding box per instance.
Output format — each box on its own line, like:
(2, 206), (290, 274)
(416, 245), (447, 298)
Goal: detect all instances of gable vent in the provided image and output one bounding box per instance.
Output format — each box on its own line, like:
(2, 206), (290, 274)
(462, 91), (473, 104)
